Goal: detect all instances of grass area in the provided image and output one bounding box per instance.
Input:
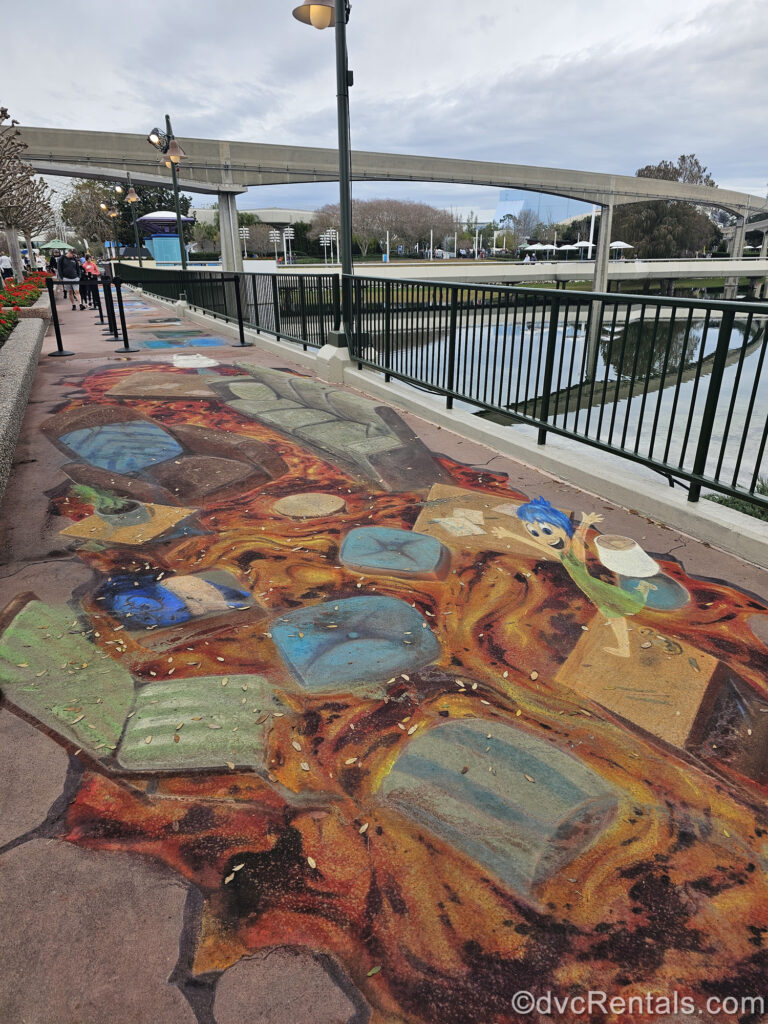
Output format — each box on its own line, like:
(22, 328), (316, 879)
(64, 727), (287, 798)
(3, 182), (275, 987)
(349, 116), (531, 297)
(705, 478), (768, 522)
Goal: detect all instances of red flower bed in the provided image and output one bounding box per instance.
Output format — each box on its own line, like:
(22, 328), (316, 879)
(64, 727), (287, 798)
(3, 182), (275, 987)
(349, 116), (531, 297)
(0, 308), (19, 346)
(0, 271), (50, 308)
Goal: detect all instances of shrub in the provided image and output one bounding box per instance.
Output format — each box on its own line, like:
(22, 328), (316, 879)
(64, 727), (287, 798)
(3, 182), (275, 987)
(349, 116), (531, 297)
(705, 478), (768, 522)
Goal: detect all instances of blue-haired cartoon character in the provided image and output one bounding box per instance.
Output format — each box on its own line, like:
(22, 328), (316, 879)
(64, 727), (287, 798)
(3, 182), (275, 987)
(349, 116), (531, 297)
(516, 497), (653, 658)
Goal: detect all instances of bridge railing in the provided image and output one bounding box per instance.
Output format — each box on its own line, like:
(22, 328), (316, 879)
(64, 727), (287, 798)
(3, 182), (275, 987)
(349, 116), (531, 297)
(348, 275), (768, 510)
(118, 263), (340, 349)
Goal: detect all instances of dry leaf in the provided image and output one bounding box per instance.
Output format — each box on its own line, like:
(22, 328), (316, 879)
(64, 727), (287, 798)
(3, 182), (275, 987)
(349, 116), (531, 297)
(359, 823), (369, 834)
(292, 740), (302, 752)
(367, 966), (381, 977)
(224, 872), (235, 884)
(300, 761), (310, 771)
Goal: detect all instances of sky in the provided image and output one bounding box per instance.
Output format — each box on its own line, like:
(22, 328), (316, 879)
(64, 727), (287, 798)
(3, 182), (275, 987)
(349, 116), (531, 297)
(4, 0), (767, 222)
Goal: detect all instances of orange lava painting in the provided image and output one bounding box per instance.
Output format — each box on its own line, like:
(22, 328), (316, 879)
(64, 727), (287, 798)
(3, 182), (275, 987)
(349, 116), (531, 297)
(2, 358), (768, 1024)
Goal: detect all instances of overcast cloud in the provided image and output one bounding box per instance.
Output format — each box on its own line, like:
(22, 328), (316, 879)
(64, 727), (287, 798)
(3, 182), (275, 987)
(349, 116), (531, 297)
(4, 0), (766, 218)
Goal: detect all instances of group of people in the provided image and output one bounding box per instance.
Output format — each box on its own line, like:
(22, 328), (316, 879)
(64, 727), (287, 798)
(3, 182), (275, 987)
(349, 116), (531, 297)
(48, 250), (102, 311)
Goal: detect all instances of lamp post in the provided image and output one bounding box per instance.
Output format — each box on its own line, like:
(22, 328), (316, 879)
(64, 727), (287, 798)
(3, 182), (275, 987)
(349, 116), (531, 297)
(100, 202), (120, 263)
(292, 0), (353, 346)
(146, 116), (188, 269)
(269, 228), (281, 263)
(123, 173), (143, 267)
(283, 226), (295, 265)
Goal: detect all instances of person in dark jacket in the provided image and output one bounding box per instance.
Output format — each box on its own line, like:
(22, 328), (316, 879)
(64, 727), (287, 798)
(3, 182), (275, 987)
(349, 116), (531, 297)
(58, 250), (86, 310)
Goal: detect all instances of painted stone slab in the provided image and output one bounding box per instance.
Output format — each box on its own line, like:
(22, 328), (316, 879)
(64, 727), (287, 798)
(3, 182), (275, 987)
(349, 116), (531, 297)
(61, 502), (197, 546)
(270, 596), (441, 691)
(378, 719), (618, 896)
(414, 484), (566, 558)
(555, 616), (721, 748)
(340, 526), (450, 580)
(208, 366), (451, 492)
(116, 674), (283, 771)
(94, 570), (254, 630)
(273, 493), (347, 519)
(696, 674), (768, 783)
(106, 372), (218, 400)
(0, 599), (134, 758)
(59, 421), (183, 474)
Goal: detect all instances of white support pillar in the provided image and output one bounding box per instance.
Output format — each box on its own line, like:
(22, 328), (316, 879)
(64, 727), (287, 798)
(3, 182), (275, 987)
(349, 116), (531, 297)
(586, 203), (613, 378)
(217, 192), (243, 274)
(4, 227), (24, 282)
(724, 215), (746, 299)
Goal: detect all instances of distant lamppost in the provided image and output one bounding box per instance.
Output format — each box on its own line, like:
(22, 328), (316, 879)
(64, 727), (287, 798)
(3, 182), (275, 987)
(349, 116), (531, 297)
(320, 230), (332, 264)
(283, 226), (295, 265)
(269, 228), (281, 263)
(122, 174), (143, 267)
(292, 0), (353, 345)
(327, 226), (339, 264)
(146, 116), (188, 269)
(239, 225), (249, 259)
(100, 202), (120, 262)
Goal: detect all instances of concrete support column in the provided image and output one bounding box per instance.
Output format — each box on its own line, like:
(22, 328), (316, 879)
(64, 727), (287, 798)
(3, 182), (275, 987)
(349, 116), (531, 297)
(760, 231), (768, 260)
(724, 216), (746, 300)
(586, 202), (613, 378)
(217, 192), (243, 274)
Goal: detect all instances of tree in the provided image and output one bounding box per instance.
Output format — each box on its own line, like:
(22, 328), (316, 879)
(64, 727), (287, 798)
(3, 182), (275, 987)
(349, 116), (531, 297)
(311, 198), (455, 258)
(612, 154), (721, 258)
(0, 106), (50, 279)
(61, 180), (114, 252)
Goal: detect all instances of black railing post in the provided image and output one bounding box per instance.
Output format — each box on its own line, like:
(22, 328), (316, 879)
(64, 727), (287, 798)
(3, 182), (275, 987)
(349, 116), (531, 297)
(271, 274), (282, 341)
(112, 278), (140, 352)
(537, 296), (561, 445)
(91, 279), (104, 324)
(298, 275), (309, 350)
(232, 275), (251, 347)
(45, 278), (74, 357)
(446, 286), (459, 409)
(384, 280), (392, 382)
(331, 275), (341, 332)
(688, 307), (735, 502)
(102, 278), (119, 338)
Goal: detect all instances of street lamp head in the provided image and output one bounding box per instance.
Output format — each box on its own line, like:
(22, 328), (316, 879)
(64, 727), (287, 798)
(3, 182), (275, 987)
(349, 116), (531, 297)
(147, 130), (162, 147)
(115, 185), (124, 194)
(125, 187), (139, 203)
(292, 0), (336, 29)
(99, 202), (109, 211)
(108, 208), (118, 218)
(166, 139), (186, 163)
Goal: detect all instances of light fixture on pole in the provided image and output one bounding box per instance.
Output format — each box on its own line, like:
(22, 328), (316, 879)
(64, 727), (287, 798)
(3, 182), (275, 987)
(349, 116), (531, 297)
(146, 116), (188, 269)
(292, 0), (353, 347)
(239, 225), (249, 259)
(269, 228), (281, 263)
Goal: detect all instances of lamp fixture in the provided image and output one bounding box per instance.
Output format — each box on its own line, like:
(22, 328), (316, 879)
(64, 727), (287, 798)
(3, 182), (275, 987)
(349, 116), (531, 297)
(292, 0), (340, 28)
(125, 187), (139, 203)
(166, 139), (185, 163)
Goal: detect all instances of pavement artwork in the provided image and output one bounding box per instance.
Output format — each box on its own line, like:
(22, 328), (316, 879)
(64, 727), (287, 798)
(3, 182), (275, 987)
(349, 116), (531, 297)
(117, 296), (230, 349)
(2, 311), (768, 1023)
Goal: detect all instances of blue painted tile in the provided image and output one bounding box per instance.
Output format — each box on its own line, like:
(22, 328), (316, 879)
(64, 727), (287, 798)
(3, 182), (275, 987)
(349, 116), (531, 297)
(340, 527), (449, 579)
(271, 596), (441, 690)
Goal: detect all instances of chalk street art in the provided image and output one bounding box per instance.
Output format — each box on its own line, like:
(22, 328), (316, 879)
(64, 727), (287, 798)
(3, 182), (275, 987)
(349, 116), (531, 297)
(2, 358), (768, 1023)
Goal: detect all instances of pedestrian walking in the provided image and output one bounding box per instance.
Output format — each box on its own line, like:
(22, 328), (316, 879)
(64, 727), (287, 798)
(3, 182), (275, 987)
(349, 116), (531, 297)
(58, 249), (86, 310)
(82, 254), (100, 308)
(0, 252), (13, 280)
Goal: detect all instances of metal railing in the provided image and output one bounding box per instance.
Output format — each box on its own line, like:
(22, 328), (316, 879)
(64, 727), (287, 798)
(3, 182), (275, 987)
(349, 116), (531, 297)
(116, 264), (768, 508)
(348, 276), (768, 509)
(118, 264), (340, 349)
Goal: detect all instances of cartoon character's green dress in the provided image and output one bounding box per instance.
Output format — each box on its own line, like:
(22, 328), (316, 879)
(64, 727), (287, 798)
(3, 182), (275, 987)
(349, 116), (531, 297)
(561, 550), (646, 619)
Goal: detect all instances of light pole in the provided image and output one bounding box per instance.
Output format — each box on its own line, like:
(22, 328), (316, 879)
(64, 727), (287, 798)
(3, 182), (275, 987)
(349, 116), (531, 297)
(123, 174), (143, 267)
(283, 226), (295, 265)
(293, 0), (353, 346)
(269, 228), (281, 263)
(239, 226), (249, 259)
(100, 203), (120, 262)
(146, 116), (188, 269)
